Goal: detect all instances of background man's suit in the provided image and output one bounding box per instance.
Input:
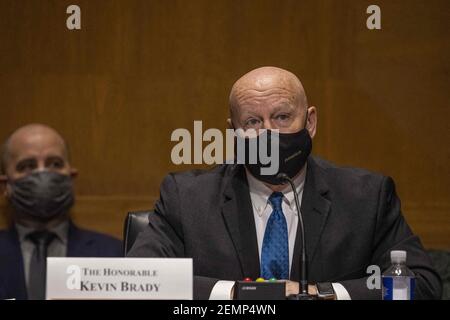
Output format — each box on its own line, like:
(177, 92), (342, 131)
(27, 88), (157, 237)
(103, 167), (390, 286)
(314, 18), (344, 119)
(0, 223), (122, 299)
(128, 156), (442, 299)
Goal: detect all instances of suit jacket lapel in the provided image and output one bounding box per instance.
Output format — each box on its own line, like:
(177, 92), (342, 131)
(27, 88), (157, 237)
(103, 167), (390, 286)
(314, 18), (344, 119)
(3, 228), (28, 299)
(67, 223), (93, 256)
(291, 157), (331, 280)
(221, 165), (260, 280)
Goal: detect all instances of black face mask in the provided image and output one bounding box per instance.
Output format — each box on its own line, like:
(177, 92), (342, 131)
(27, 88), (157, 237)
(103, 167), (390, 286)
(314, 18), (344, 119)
(239, 128), (312, 185)
(8, 171), (74, 221)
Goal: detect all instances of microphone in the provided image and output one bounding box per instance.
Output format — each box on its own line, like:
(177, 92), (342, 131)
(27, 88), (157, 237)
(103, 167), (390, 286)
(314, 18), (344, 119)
(276, 173), (316, 300)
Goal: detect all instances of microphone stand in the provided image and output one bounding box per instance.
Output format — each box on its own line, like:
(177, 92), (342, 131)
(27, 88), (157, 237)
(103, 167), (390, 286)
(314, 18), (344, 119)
(277, 173), (317, 300)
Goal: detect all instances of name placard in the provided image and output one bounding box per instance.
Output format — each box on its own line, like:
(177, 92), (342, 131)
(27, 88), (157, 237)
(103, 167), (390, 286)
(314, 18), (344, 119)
(46, 257), (193, 300)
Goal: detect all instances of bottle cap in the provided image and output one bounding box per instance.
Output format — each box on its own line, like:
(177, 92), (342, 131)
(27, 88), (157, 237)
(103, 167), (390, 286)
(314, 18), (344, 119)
(391, 250), (407, 264)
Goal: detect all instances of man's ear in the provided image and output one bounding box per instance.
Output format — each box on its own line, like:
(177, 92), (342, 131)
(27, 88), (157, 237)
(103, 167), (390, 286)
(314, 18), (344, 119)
(70, 168), (78, 179)
(0, 174), (8, 196)
(306, 106), (317, 138)
(227, 118), (234, 129)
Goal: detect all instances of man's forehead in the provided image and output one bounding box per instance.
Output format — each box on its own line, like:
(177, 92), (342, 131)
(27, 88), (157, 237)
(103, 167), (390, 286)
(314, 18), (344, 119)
(236, 95), (297, 110)
(230, 67), (307, 113)
(231, 87), (300, 113)
(8, 130), (67, 161)
(234, 87), (299, 101)
(234, 78), (299, 95)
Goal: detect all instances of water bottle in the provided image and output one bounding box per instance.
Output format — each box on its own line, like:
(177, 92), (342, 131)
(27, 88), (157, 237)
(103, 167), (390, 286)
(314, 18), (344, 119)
(382, 250), (415, 300)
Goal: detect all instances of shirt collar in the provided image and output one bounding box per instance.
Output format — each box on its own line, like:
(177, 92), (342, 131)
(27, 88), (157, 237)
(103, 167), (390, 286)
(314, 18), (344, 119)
(15, 219), (70, 245)
(246, 164), (307, 216)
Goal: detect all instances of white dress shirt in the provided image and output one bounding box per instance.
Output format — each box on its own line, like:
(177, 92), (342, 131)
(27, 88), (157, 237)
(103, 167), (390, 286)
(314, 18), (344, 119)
(209, 166), (351, 300)
(247, 165), (306, 277)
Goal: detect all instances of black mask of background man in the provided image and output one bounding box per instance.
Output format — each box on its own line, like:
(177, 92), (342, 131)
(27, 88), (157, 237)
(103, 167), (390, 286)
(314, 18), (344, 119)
(242, 128), (312, 185)
(8, 171), (74, 221)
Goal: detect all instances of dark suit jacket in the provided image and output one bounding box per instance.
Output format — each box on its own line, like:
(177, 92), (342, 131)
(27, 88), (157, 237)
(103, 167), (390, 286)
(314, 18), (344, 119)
(0, 222), (123, 300)
(127, 156), (442, 300)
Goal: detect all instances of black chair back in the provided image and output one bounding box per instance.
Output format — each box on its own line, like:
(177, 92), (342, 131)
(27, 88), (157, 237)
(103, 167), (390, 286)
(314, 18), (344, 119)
(123, 210), (153, 256)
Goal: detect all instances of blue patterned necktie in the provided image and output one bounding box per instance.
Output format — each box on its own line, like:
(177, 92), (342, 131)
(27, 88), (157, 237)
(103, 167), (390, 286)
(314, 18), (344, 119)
(261, 192), (289, 279)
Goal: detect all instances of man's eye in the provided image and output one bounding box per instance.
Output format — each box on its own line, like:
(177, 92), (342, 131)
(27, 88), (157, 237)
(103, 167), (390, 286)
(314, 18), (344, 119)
(245, 118), (261, 127)
(49, 161), (64, 169)
(275, 114), (290, 121)
(17, 163), (35, 172)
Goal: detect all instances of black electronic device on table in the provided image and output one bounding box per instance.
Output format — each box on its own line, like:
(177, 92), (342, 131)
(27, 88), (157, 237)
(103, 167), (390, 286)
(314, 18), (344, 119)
(234, 278), (286, 300)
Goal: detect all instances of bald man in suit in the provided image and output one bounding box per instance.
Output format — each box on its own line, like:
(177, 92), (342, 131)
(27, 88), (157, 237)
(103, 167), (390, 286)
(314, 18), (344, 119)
(128, 67), (441, 300)
(0, 124), (122, 300)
